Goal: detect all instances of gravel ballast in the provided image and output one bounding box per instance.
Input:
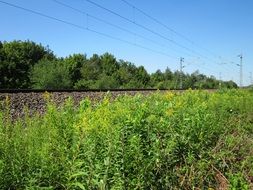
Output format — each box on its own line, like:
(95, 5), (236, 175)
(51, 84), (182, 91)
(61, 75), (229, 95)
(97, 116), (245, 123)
(0, 90), (159, 119)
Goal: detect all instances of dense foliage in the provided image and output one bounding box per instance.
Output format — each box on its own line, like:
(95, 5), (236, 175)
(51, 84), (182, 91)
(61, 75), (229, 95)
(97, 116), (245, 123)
(30, 59), (72, 89)
(0, 40), (55, 88)
(0, 90), (252, 189)
(0, 40), (237, 89)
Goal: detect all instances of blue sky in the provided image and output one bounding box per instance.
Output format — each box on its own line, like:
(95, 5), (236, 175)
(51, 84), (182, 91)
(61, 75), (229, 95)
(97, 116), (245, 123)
(0, 0), (252, 86)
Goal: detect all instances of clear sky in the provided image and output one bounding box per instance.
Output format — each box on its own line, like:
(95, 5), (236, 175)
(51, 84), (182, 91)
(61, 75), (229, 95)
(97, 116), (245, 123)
(0, 0), (252, 86)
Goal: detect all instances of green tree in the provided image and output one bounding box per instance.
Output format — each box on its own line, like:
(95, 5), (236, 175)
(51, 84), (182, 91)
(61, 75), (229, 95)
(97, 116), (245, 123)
(116, 62), (132, 85)
(150, 70), (164, 84)
(100, 53), (119, 76)
(64, 54), (87, 85)
(0, 42), (3, 88)
(164, 67), (173, 80)
(30, 59), (71, 89)
(0, 40), (55, 88)
(135, 66), (150, 87)
(75, 54), (102, 89)
(96, 73), (119, 89)
(223, 80), (238, 88)
(80, 54), (102, 81)
(0, 40), (238, 90)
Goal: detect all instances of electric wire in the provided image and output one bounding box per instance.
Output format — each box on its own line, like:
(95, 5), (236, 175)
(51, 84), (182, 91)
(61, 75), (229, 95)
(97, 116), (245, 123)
(0, 0), (224, 78)
(84, 0), (207, 58)
(52, 0), (192, 57)
(84, 0), (235, 72)
(0, 0), (178, 60)
(120, 0), (235, 66)
(53, 0), (219, 75)
(120, 0), (194, 44)
(52, 0), (222, 75)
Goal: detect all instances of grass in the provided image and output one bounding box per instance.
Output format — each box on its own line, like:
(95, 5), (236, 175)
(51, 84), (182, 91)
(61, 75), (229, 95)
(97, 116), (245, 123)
(0, 89), (253, 189)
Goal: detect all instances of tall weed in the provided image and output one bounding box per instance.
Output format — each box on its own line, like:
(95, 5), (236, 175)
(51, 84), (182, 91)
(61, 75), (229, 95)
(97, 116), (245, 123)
(0, 90), (253, 189)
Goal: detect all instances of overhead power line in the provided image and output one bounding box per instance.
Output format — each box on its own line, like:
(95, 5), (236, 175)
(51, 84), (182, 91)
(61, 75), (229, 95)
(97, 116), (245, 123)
(84, 0), (207, 58)
(0, 0), (224, 77)
(120, 0), (236, 70)
(0, 0), (85, 30)
(52, 0), (222, 76)
(84, 0), (235, 72)
(52, 0), (221, 75)
(52, 0), (192, 57)
(120, 0), (194, 44)
(0, 0), (179, 60)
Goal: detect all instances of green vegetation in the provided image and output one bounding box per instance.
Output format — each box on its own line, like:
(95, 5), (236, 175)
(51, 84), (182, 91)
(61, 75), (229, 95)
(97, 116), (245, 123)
(30, 59), (72, 89)
(0, 89), (252, 189)
(0, 40), (237, 89)
(0, 40), (55, 88)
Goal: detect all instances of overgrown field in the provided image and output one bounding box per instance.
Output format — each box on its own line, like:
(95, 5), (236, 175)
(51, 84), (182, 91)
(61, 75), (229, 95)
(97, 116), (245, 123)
(0, 90), (253, 189)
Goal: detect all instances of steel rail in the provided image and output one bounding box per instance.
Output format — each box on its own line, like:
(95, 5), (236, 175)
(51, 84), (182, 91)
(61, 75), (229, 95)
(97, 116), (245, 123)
(0, 88), (218, 93)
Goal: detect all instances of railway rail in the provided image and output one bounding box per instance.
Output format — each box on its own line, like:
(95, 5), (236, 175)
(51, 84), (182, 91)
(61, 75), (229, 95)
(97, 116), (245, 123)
(0, 88), (216, 119)
(0, 88), (173, 93)
(0, 88), (165, 119)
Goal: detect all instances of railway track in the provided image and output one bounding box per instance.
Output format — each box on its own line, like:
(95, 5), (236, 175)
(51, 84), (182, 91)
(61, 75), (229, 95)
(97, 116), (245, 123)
(0, 88), (216, 119)
(0, 88), (169, 119)
(0, 88), (171, 93)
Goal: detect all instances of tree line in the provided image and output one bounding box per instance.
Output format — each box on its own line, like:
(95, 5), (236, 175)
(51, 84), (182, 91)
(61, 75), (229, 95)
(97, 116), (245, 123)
(0, 40), (237, 89)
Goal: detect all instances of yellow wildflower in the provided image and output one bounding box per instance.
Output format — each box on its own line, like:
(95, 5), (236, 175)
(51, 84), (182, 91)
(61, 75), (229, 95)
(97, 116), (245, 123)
(165, 92), (174, 100)
(42, 91), (51, 101)
(167, 108), (174, 116)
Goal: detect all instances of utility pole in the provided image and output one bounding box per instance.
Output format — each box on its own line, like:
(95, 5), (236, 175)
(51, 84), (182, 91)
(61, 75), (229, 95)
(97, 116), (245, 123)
(180, 57), (185, 89)
(237, 54), (243, 87)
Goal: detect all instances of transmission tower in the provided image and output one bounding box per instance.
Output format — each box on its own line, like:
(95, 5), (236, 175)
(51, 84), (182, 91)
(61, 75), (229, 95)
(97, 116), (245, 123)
(180, 57), (185, 89)
(237, 54), (243, 87)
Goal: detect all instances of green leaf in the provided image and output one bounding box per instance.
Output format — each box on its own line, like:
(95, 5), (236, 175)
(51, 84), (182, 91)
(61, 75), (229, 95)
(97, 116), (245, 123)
(70, 182), (85, 190)
(69, 171), (87, 179)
